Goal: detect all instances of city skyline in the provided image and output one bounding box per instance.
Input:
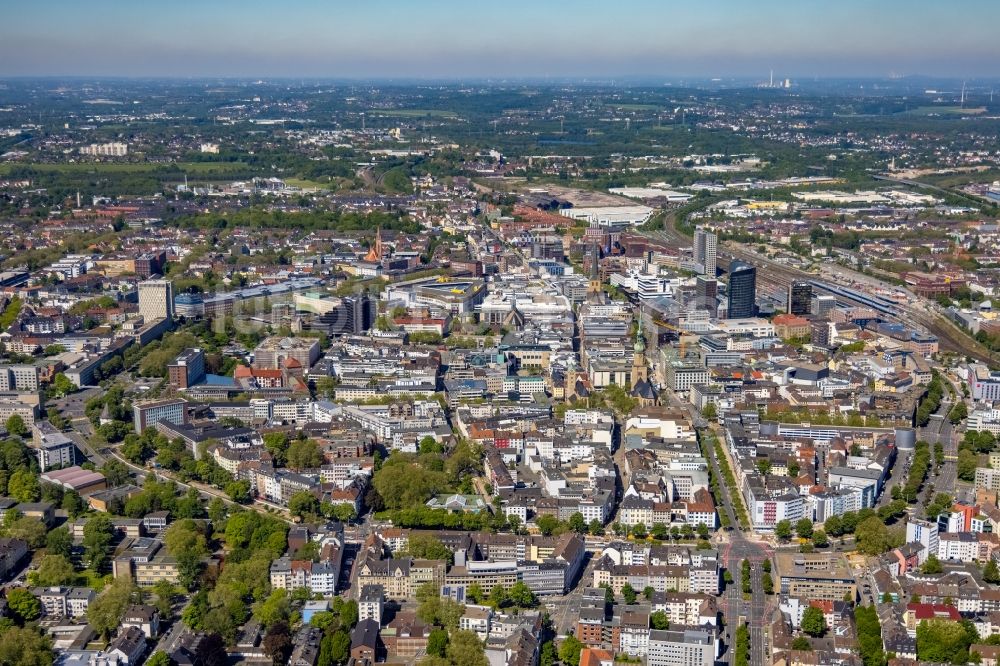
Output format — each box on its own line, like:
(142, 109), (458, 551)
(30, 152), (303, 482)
(2, 0), (999, 79)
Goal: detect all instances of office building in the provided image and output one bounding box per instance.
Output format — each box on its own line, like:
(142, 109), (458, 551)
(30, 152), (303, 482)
(775, 552), (856, 601)
(138, 279), (174, 322)
(812, 294), (837, 319)
(134, 251), (167, 279)
(306, 294), (376, 336)
(726, 261), (757, 319)
(133, 399), (187, 434)
(0, 365), (40, 392)
(344, 294), (376, 335)
(695, 276), (718, 317)
(788, 282), (813, 316)
(253, 336), (321, 370)
(168, 348), (205, 389)
(647, 628), (716, 666)
(693, 227), (717, 277)
(174, 293), (205, 318)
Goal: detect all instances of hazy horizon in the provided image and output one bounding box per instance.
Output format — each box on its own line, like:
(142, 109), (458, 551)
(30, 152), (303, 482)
(2, 0), (999, 79)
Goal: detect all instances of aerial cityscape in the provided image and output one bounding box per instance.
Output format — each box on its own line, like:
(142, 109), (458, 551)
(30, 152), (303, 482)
(3, 2), (1000, 666)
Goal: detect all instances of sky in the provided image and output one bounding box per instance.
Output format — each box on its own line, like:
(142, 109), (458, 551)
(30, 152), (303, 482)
(1, 0), (998, 79)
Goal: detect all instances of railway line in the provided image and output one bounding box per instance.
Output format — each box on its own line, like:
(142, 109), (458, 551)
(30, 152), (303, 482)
(645, 220), (998, 366)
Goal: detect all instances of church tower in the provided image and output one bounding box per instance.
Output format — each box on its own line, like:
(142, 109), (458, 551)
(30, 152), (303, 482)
(364, 227), (384, 263)
(586, 243), (605, 304)
(630, 315), (658, 407)
(632, 317), (648, 386)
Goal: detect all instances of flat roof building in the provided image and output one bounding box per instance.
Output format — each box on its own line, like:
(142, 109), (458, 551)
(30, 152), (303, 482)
(775, 552), (856, 601)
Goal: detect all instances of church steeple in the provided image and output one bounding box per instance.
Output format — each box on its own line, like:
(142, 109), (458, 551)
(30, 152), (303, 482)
(586, 243), (605, 303)
(364, 227), (384, 263)
(632, 316), (648, 386)
(630, 313), (657, 406)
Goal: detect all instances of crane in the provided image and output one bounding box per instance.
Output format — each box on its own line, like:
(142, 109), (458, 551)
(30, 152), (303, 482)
(651, 317), (693, 359)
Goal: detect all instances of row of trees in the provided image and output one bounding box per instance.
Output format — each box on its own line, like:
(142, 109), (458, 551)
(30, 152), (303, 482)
(901, 441), (932, 504)
(733, 623), (750, 666)
(709, 433), (750, 529)
(855, 605), (886, 666)
(915, 372), (945, 427)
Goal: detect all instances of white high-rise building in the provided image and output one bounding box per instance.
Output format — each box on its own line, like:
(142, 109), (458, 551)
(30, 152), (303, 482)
(79, 142), (129, 157)
(906, 518), (939, 565)
(694, 227), (717, 277)
(138, 279), (174, 322)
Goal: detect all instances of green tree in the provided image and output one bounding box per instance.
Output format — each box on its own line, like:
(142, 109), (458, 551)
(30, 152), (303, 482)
(558, 635), (584, 666)
(288, 491), (320, 519)
(0, 626), (54, 665)
(507, 581), (537, 609)
(403, 534), (452, 561)
(795, 518), (814, 539)
(46, 526), (73, 558)
(812, 530), (829, 549)
(3, 516), (47, 548)
(262, 432), (290, 466)
(922, 554), (944, 575)
(948, 402), (968, 425)
(622, 583), (637, 604)
(7, 469), (40, 502)
(791, 636), (812, 651)
(775, 519), (793, 540)
(286, 438), (323, 471)
(146, 652), (171, 666)
(916, 618), (977, 664)
(651, 610), (669, 630)
(7, 588), (41, 622)
(4, 414), (28, 438)
(855, 605), (886, 666)
(153, 580), (176, 618)
(163, 519), (209, 589)
(101, 459), (131, 487)
(61, 490), (85, 518)
(82, 513), (115, 571)
(445, 629), (488, 666)
(985, 559), (1000, 584)
(567, 512), (587, 533)
(427, 628), (449, 657)
(255, 589), (291, 628)
(957, 448), (978, 482)
(51, 373), (76, 398)
(225, 479), (252, 503)
(540, 641), (556, 666)
(34, 554), (76, 586)
(801, 606), (827, 637)
(855, 515), (898, 556)
(88, 577), (136, 639)
(466, 583), (485, 604)
(762, 572), (774, 594)
(535, 514), (562, 537)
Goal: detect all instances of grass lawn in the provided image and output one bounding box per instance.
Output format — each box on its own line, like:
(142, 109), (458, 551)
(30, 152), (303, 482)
(285, 177), (332, 190)
(904, 105), (987, 116)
